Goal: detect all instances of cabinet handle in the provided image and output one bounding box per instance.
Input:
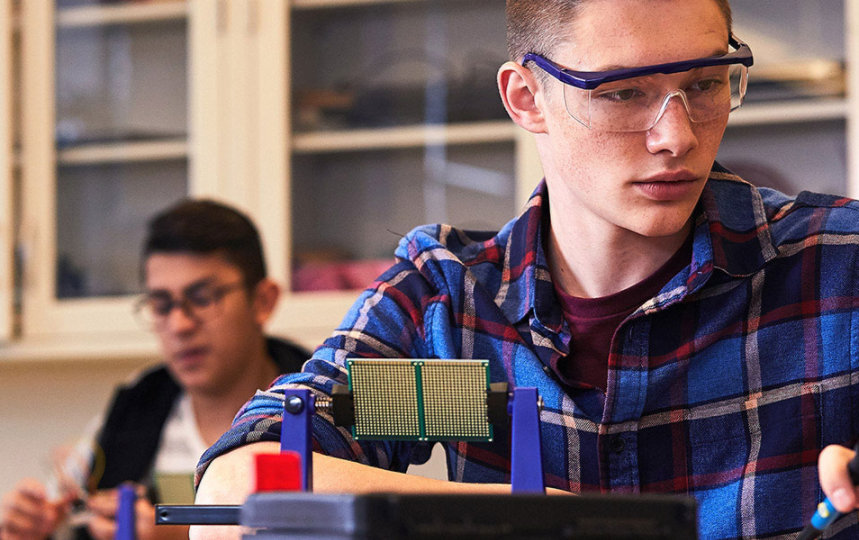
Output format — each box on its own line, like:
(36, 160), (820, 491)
(16, 220), (36, 293)
(247, 0), (258, 35)
(216, 0), (228, 34)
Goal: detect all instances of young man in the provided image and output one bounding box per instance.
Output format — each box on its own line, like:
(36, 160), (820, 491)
(0, 200), (308, 540)
(193, 1), (859, 538)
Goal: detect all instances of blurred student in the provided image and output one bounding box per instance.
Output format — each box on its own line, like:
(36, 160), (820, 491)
(0, 199), (308, 540)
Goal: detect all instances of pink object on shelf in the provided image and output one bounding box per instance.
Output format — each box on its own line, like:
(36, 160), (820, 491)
(292, 258), (394, 292)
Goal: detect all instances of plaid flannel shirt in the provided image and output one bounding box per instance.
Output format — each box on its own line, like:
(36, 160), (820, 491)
(199, 165), (859, 539)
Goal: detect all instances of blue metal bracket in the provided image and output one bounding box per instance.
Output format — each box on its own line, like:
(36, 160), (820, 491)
(279, 385), (543, 494)
(281, 388), (315, 492)
(510, 387), (545, 493)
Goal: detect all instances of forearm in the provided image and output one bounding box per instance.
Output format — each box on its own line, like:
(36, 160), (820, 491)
(191, 442), (513, 540)
(196, 442), (511, 503)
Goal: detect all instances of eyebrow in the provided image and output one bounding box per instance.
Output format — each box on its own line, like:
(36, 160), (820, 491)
(591, 46), (730, 73)
(146, 276), (218, 296)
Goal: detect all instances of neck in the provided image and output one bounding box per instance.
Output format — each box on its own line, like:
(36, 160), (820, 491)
(547, 208), (691, 299)
(188, 339), (279, 446)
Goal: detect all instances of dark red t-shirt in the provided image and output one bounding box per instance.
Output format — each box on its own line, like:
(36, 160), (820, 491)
(552, 238), (692, 391)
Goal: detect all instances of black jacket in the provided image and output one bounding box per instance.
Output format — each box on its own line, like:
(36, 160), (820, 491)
(93, 337), (307, 494)
(70, 337), (307, 539)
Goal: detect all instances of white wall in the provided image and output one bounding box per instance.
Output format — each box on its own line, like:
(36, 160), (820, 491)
(0, 356), (448, 497)
(0, 358), (153, 495)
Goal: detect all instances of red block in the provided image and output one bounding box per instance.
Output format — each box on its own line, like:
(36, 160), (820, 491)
(255, 452), (302, 492)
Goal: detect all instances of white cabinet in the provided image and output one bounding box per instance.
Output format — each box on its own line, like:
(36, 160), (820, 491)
(11, 0), (289, 357)
(18, 2), (190, 348)
(2, 0), (858, 359)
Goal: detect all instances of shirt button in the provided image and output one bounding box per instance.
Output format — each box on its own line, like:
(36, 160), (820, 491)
(610, 435), (626, 454)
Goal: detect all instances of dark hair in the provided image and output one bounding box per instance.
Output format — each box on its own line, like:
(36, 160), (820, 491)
(506, 0), (733, 63)
(142, 199), (267, 288)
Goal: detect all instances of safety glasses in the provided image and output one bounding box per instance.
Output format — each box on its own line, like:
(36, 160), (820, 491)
(522, 35), (754, 132)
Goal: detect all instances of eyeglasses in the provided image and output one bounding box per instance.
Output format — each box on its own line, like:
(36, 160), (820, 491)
(522, 34), (754, 132)
(134, 281), (245, 329)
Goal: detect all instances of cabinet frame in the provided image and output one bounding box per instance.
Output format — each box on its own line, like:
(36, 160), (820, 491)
(0, 0), (13, 342)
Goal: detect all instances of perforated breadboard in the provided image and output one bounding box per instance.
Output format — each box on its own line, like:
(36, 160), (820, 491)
(345, 359), (493, 442)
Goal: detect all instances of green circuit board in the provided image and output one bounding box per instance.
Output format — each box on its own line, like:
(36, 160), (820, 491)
(345, 359), (494, 442)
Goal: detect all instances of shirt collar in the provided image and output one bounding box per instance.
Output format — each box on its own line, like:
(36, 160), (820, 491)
(497, 164), (778, 327)
(697, 165), (779, 278)
(495, 180), (563, 330)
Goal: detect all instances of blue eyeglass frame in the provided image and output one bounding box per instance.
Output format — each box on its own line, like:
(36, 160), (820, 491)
(521, 34), (754, 90)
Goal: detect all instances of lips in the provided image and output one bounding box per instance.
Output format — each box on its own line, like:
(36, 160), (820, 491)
(633, 170), (702, 201)
(172, 346), (208, 368)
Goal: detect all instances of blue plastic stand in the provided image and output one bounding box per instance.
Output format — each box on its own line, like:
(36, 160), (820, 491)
(115, 483), (136, 540)
(510, 387), (545, 493)
(281, 388), (315, 492)
(279, 385), (544, 494)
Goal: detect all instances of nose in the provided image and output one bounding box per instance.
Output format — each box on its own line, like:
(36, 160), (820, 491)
(645, 91), (698, 157)
(162, 301), (199, 334)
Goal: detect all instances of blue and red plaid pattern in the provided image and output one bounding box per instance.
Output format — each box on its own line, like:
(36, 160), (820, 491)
(198, 164), (859, 539)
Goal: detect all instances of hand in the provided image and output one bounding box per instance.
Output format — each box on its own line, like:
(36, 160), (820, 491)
(0, 478), (72, 540)
(85, 485), (188, 540)
(818, 444), (859, 513)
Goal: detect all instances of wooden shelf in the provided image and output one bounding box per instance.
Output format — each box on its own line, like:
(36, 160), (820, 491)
(291, 120), (516, 154)
(0, 330), (159, 364)
(729, 98), (847, 126)
(57, 138), (188, 165)
(292, 0), (420, 10)
(56, 1), (187, 28)
(291, 98), (847, 155)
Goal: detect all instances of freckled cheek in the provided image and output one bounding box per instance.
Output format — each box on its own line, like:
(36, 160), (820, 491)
(553, 138), (637, 201)
(696, 120), (728, 151)
(577, 134), (643, 179)
(557, 129), (626, 167)
(707, 129), (727, 152)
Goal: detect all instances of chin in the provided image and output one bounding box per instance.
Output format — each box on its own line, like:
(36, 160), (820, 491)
(167, 365), (207, 389)
(629, 209), (695, 239)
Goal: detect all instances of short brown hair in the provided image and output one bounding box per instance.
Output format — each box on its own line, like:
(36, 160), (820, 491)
(506, 0), (733, 62)
(141, 199), (267, 290)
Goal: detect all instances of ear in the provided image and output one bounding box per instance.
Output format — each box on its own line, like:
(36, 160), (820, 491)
(497, 61), (547, 134)
(251, 278), (280, 326)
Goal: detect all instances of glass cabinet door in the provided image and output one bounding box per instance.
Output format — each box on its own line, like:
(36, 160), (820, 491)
(719, 0), (849, 196)
(288, 0), (522, 294)
(54, 2), (188, 298)
(19, 1), (189, 336)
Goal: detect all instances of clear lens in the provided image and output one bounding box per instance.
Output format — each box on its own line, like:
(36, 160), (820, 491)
(185, 286), (220, 310)
(134, 296), (166, 328)
(562, 63), (748, 132)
